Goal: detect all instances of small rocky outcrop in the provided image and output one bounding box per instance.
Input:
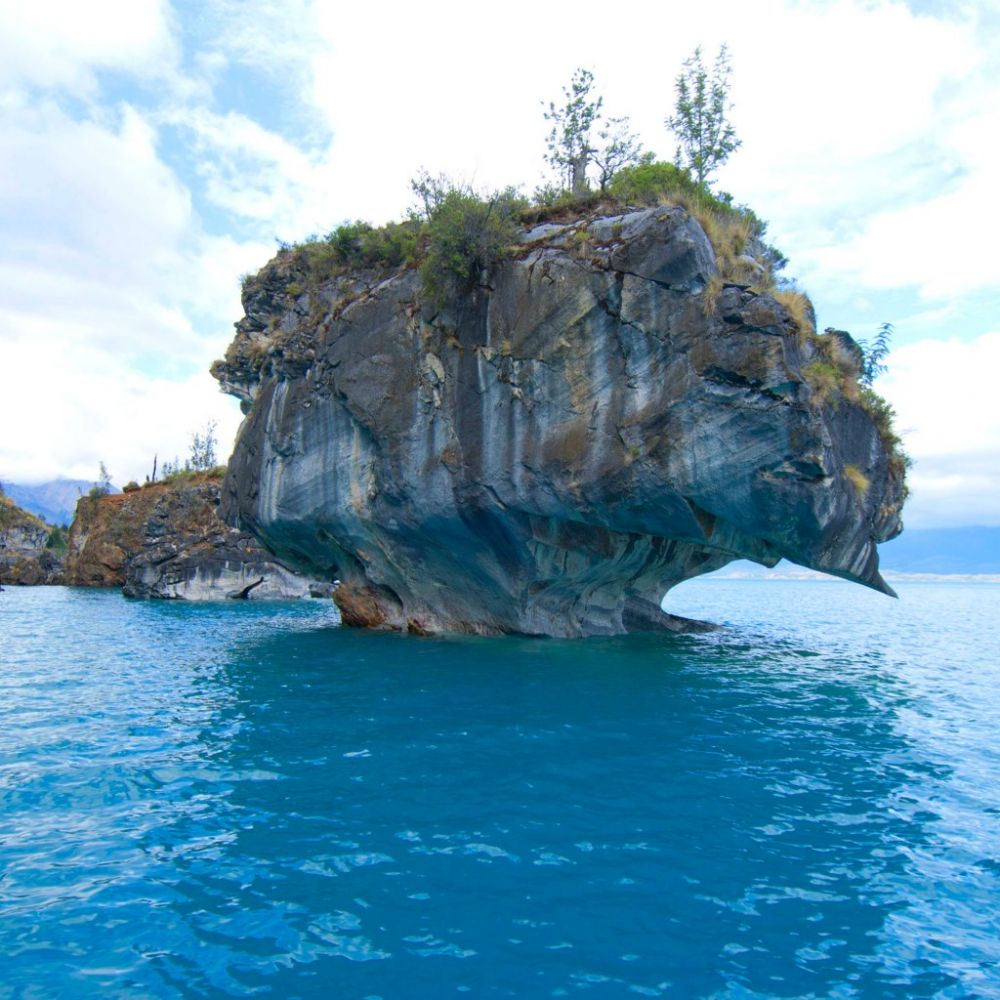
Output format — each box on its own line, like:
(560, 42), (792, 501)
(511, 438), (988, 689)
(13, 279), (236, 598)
(213, 205), (906, 636)
(0, 495), (63, 585)
(65, 487), (161, 587)
(65, 473), (329, 600)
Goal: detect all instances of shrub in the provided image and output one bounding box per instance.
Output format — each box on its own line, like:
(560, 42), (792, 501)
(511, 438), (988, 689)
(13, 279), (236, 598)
(802, 360), (842, 402)
(295, 218), (426, 286)
(188, 421), (218, 472)
(326, 220), (376, 263)
(607, 160), (700, 204)
(858, 321), (893, 387)
(521, 185), (603, 224)
(701, 273), (725, 316)
(46, 526), (68, 551)
(87, 461), (113, 499)
(421, 187), (526, 306)
(364, 220), (423, 268)
(607, 161), (786, 289)
(858, 386), (911, 472)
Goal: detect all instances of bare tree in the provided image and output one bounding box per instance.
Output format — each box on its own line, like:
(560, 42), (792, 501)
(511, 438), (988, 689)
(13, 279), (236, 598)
(593, 117), (645, 193)
(544, 69), (645, 194)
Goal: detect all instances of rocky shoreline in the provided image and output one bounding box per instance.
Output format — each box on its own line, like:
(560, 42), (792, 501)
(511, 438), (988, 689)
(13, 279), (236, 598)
(1, 473), (330, 601)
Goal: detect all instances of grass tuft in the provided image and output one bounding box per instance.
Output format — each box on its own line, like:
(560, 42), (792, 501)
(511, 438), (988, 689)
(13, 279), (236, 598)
(844, 464), (871, 498)
(774, 289), (816, 342)
(702, 274), (725, 316)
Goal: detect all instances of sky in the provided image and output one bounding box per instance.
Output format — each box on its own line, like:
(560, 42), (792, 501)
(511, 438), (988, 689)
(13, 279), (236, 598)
(0, 0), (997, 530)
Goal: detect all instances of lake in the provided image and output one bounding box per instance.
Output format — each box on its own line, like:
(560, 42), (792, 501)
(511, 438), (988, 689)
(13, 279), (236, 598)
(1, 579), (998, 998)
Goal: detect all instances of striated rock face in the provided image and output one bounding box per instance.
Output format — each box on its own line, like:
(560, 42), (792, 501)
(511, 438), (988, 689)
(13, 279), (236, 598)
(0, 495), (63, 585)
(214, 206), (905, 636)
(65, 474), (329, 600)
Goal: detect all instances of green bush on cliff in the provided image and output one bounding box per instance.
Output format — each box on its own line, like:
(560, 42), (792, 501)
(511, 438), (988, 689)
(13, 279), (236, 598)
(288, 159), (791, 305)
(292, 218), (425, 285)
(606, 160), (701, 204)
(327, 219), (424, 269)
(160, 464), (227, 486)
(292, 181), (527, 304)
(420, 187), (526, 306)
(859, 387), (911, 474)
(88, 461), (113, 499)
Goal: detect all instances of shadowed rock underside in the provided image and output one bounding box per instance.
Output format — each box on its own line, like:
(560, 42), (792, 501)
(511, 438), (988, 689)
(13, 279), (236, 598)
(214, 206), (905, 636)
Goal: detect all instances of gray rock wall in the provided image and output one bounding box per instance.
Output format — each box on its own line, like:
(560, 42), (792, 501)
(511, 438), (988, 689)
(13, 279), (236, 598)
(215, 206), (905, 636)
(120, 477), (332, 601)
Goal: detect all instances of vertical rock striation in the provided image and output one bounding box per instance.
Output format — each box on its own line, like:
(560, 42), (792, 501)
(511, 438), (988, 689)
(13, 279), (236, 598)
(214, 206), (906, 636)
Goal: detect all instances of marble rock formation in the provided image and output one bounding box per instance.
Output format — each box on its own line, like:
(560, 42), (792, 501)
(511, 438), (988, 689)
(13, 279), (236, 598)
(214, 206), (906, 636)
(65, 475), (328, 600)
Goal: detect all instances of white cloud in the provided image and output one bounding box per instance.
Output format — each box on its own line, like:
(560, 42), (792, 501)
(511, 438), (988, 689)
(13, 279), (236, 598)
(1, 102), (193, 326)
(879, 332), (1000, 528)
(1, 326), (244, 483)
(158, 104), (333, 234)
(725, 2), (996, 302)
(289, 0), (998, 312)
(0, 0), (177, 95)
(0, 98), (267, 483)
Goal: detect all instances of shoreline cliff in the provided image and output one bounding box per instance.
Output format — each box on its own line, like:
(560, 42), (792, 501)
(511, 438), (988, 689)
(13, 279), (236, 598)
(64, 472), (329, 600)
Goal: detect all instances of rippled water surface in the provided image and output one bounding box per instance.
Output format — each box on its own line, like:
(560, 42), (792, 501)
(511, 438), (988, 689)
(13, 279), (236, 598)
(2, 581), (999, 998)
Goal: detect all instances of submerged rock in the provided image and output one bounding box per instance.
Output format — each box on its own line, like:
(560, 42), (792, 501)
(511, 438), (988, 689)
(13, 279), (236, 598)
(64, 473), (328, 600)
(214, 205), (905, 636)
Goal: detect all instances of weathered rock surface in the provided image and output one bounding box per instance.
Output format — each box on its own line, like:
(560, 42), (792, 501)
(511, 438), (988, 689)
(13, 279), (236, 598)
(65, 474), (329, 600)
(0, 494), (63, 585)
(65, 487), (161, 587)
(214, 206), (905, 636)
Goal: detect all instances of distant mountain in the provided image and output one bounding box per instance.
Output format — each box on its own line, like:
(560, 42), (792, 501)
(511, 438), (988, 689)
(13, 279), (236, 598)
(878, 526), (1000, 575)
(1, 479), (119, 527)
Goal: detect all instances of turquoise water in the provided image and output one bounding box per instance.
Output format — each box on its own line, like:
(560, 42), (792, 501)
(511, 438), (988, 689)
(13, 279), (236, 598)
(1, 582), (999, 999)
